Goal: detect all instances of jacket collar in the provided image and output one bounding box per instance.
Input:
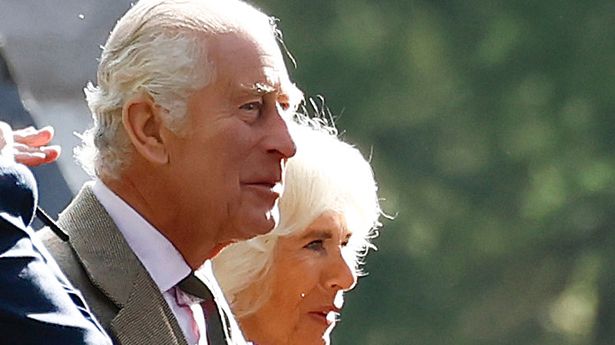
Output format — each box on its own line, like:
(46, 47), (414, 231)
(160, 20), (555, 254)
(59, 183), (188, 345)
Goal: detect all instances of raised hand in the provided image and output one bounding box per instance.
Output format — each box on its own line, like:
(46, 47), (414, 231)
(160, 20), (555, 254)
(0, 121), (61, 166)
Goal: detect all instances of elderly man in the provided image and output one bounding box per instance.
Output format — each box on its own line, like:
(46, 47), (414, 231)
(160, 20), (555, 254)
(40, 0), (301, 344)
(0, 122), (112, 344)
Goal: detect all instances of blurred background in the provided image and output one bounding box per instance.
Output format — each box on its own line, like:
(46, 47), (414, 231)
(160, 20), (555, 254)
(1, 0), (614, 344)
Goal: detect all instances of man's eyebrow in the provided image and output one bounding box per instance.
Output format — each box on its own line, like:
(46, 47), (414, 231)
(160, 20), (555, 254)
(239, 82), (304, 110)
(240, 82), (277, 95)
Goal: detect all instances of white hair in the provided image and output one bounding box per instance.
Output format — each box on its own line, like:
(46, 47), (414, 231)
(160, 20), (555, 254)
(76, 0), (284, 178)
(212, 117), (383, 317)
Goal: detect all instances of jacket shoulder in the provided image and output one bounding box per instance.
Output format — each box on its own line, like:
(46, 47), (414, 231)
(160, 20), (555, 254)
(0, 159), (37, 227)
(38, 188), (120, 329)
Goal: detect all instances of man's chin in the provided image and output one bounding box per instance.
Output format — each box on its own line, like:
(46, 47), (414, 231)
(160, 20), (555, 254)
(207, 242), (232, 258)
(254, 216), (277, 237)
(268, 205), (280, 227)
(228, 205), (280, 242)
(244, 210), (278, 239)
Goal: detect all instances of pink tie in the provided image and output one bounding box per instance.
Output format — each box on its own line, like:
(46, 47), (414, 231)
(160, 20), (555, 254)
(178, 272), (230, 345)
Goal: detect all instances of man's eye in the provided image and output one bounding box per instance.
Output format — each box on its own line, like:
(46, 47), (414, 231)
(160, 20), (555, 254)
(305, 239), (325, 251)
(240, 102), (262, 111)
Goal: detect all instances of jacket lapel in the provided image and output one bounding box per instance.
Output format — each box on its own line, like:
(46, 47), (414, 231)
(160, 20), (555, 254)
(60, 183), (187, 345)
(112, 269), (187, 345)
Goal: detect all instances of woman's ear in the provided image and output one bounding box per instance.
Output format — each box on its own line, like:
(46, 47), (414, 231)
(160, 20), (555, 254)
(121, 95), (169, 165)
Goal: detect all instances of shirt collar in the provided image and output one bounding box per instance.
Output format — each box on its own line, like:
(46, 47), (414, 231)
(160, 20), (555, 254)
(92, 179), (190, 292)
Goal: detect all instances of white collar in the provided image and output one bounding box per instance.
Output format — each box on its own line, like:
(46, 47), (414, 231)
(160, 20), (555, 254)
(92, 179), (190, 292)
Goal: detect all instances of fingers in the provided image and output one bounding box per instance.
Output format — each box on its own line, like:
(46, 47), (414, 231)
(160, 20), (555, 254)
(13, 143), (62, 167)
(13, 125), (55, 147)
(0, 122), (62, 166)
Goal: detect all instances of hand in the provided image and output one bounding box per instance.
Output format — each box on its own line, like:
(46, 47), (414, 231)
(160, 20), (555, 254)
(0, 121), (61, 166)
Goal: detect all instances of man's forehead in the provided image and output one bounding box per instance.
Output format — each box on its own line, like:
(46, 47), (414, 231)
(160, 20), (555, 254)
(206, 31), (303, 103)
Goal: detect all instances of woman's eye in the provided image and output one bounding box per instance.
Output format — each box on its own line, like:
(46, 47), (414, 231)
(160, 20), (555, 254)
(278, 101), (290, 111)
(341, 235), (352, 247)
(305, 239), (325, 251)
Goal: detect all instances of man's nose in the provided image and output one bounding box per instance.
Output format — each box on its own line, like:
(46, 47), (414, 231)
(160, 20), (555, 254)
(264, 107), (296, 159)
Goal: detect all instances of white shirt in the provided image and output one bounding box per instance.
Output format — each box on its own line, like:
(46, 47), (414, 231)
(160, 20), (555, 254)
(92, 179), (205, 344)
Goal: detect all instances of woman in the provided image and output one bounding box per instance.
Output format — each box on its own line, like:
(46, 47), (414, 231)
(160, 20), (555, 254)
(212, 119), (382, 345)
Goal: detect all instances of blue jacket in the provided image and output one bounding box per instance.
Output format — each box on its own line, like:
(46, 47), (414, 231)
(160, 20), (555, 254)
(0, 159), (112, 344)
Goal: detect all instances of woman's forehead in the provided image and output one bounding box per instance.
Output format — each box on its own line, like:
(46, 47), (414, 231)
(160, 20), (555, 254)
(292, 211), (351, 239)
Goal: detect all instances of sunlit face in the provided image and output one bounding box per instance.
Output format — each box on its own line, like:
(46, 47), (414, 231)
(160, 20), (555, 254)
(165, 30), (300, 246)
(240, 211), (358, 345)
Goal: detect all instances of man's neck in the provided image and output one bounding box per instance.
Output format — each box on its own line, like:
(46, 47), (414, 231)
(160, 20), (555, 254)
(100, 174), (220, 269)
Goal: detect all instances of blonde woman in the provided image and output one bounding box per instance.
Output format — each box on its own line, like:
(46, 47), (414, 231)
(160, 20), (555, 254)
(213, 120), (382, 345)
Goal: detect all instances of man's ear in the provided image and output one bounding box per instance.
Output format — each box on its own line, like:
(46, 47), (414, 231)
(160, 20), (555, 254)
(121, 95), (169, 165)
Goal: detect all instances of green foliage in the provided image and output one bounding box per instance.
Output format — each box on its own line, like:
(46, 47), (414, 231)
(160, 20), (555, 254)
(260, 0), (615, 343)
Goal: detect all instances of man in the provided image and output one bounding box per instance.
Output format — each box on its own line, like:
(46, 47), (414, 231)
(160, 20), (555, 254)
(0, 121), (112, 344)
(40, 0), (302, 344)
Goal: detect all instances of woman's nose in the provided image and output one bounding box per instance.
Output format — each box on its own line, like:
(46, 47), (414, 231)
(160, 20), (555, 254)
(325, 249), (357, 292)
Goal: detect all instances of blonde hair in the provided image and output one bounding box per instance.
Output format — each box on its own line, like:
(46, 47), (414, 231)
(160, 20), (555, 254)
(213, 118), (382, 317)
(77, 0), (283, 178)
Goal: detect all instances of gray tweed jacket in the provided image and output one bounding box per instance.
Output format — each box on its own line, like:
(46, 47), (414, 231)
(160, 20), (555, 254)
(39, 183), (188, 345)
